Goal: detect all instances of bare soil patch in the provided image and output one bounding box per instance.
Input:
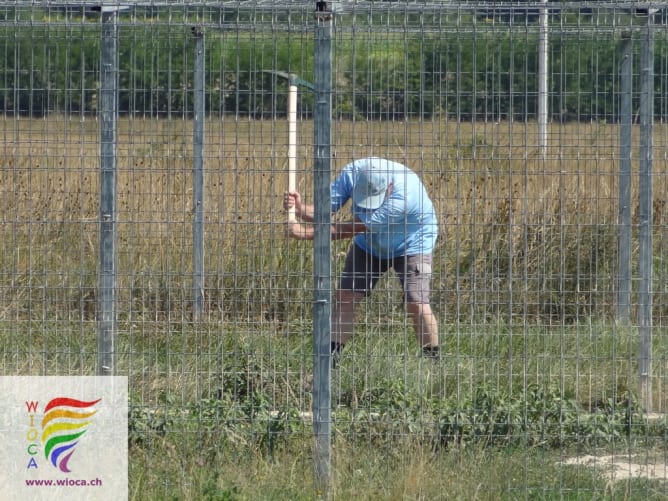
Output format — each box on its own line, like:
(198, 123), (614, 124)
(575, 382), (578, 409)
(564, 454), (668, 482)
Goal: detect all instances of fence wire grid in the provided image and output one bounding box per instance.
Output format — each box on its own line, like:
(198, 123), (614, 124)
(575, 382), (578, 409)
(2, 1), (668, 499)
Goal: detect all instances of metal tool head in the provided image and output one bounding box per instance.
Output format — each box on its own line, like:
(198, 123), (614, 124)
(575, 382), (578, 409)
(264, 70), (315, 91)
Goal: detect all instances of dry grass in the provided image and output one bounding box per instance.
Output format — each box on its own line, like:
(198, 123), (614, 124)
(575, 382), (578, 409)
(3, 116), (668, 325)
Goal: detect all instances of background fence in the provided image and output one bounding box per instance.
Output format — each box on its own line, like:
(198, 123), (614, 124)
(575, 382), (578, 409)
(2, 1), (668, 499)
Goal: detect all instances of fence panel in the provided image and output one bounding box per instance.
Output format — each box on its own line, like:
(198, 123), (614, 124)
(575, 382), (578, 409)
(1, 2), (668, 499)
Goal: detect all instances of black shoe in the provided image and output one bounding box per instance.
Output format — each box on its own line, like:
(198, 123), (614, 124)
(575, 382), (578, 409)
(421, 345), (440, 361)
(331, 352), (340, 369)
(331, 342), (344, 369)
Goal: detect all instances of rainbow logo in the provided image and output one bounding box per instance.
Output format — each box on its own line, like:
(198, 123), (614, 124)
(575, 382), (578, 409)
(41, 397), (101, 473)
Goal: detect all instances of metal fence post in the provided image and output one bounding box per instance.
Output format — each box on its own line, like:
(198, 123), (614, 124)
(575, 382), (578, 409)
(617, 31), (632, 323)
(98, 7), (120, 376)
(192, 26), (205, 321)
(313, 0), (333, 493)
(538, 0), (549, 158)
(638, 16), (654, 412)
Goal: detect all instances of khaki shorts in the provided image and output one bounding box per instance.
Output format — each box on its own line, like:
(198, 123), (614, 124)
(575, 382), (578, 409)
(339, 244), (433, 304)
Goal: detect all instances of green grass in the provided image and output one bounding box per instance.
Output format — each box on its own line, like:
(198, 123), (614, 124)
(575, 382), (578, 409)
(128, 441), (668, 500)
(2, 319), (667, 500)
(126, 429), (668, 500)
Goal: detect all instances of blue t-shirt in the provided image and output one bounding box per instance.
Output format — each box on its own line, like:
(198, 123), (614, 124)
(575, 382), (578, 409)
(330, 158), (438, 259)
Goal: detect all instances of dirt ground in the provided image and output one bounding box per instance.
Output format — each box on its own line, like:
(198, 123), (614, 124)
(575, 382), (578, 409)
(564, 454), (668, 482)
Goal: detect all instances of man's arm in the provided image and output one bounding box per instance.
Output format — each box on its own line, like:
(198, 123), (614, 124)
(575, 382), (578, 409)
(287, 220), (366, 241)
(297, 203), (315, 222)
(284, 191), (315, 222)
(284, 190), (365, 240)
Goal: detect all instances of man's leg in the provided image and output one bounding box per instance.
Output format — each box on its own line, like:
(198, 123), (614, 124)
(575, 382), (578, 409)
(334, 244), (385, 358)
(406, 301), (439, 350)
(398, 254), (439, 357)
(332, 289), (362, 346)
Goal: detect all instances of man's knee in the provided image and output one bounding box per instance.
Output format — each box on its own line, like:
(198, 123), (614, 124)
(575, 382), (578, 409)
(336, 289), (360, 305)
(406, 302), (432, 317)
(406, 301), (421, 313)
(336, 289), (356, 303)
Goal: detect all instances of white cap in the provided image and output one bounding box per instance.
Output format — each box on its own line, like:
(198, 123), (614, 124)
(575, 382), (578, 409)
(353, 162), (389, 209)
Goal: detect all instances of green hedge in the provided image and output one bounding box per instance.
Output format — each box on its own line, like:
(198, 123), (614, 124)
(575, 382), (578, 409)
(1, 15), (667, 120)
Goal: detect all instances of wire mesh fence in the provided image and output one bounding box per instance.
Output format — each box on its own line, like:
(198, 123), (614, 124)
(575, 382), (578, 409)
(2, 1), (668, 499)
